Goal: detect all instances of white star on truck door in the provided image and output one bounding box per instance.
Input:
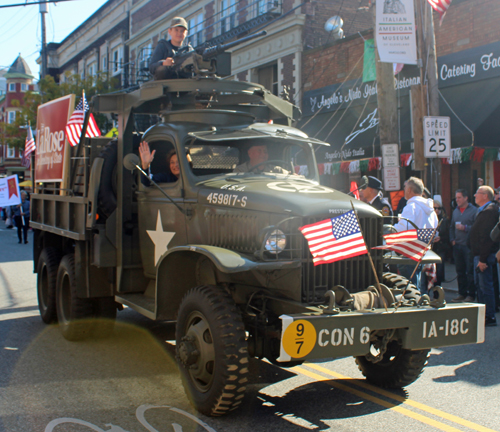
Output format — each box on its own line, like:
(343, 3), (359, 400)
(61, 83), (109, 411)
(147, 210), (175, 265)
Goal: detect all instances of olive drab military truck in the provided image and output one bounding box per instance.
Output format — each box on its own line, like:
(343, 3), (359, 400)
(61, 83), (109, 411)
(31, 45), (485, 417)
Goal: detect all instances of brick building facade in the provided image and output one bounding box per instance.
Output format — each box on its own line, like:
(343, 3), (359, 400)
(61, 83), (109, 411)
(299, 0), (500, 212)
(0, 56), (35, 180)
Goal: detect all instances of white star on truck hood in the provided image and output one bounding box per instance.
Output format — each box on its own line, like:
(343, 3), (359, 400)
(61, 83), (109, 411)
(147, 210), (175, 265)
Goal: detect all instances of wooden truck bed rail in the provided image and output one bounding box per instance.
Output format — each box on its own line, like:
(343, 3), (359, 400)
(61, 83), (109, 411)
(30, 194), (88, 240)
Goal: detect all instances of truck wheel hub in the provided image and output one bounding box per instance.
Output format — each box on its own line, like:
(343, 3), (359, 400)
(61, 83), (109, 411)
(179, 336), (200, 366)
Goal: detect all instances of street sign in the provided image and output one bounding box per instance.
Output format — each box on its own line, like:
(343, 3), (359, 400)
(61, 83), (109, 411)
(381, 144), (399, 167)
(383, 167), (400, 191)
(423, 116), (451, 158)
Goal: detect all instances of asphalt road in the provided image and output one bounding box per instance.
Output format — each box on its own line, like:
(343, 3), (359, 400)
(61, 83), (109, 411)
(1, 226), (499, 432)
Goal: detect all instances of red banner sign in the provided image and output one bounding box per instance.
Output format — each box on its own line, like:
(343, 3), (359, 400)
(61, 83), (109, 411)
(35, 94), (75, 182)
(7, 177), (18, 199)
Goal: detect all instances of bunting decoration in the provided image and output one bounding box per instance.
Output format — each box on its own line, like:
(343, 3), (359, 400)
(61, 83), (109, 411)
(295, 146), (500, 175)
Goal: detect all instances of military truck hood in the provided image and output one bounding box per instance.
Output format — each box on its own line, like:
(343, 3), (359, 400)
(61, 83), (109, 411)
(196, 175), (381, 219)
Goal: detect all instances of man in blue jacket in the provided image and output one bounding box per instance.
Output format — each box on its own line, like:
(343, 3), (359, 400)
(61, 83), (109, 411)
(449, 189), (477, 302)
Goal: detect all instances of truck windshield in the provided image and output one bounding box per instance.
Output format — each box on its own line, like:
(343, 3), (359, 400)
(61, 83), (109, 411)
(187, 139), (315, 180)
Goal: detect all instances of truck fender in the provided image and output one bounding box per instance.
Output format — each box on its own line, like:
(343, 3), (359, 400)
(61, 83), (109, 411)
(154, 245), (300, 320)
(159, 245), (300, 274)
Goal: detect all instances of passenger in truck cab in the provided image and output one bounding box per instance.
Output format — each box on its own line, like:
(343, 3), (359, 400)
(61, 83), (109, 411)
(139, 141), (180, 186)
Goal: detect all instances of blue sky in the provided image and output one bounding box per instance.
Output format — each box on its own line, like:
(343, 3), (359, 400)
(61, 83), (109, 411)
(0, 0), (108, 79)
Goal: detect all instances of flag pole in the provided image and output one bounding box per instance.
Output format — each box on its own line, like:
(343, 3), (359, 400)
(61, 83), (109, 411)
(350, 201), (388, 311)
(69, 90), (91, 190)
(396, 218), (443, 307)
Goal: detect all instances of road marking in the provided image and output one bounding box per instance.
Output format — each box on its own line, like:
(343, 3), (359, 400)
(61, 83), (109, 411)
(293, 366), (480, 432)
(295, 363), (497, 432)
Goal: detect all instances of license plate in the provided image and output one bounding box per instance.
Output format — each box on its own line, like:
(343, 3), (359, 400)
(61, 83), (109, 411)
(278, 303), (485, 362)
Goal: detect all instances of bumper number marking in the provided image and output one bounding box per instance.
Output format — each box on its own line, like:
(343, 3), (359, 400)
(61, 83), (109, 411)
(282, 319), (316, 358)
(422, 318), (469, 338)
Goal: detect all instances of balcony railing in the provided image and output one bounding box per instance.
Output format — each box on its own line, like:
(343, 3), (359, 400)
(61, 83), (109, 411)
(131, 1), (281, 86)
(190, 0), (282, 50)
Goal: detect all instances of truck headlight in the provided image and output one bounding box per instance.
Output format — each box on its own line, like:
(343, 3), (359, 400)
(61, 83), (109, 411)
(265, 229), (286, 254)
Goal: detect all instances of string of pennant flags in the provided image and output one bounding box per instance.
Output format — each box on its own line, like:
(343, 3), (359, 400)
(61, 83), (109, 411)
(294, 147), (500, 176)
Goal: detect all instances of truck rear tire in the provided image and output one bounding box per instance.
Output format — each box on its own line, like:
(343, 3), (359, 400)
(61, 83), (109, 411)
(98, 140), (118, 217)
(355, 341), (430, 388)
(37, 247), (61, 324)
(56, 254), (94, 341)
(176, 285), (249, 416)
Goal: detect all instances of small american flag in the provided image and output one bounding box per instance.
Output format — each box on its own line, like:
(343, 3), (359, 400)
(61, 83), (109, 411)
(423, 263), (437, 290)
(372, 228), (435, 262)
(65, 93), (101, 147)
(428, 0), (452, 24)
(299, 210), (368, 266)
(24, 125), (36, 157)
(21, 125), (36, 168)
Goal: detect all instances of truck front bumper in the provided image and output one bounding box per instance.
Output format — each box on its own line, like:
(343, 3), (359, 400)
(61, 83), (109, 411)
(278, 303), (485, 362)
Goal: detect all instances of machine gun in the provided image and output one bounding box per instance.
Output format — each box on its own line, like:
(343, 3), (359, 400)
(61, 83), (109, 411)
(172, 30), (267, 77)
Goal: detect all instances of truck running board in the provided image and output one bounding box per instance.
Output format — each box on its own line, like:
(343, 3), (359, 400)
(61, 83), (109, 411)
(115, 293), (156, 320)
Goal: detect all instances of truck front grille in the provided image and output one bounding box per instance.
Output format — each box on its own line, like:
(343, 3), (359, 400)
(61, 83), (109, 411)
(206, 213), (260, 252)
(301, 216), (383, 304)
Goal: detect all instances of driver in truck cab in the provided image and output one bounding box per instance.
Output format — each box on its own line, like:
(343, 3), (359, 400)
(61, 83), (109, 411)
(233, 143), (288, 174)
(149, 17), (194, 80)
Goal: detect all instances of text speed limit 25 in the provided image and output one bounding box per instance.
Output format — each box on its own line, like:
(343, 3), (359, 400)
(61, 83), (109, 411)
(424, 116), (451, 158)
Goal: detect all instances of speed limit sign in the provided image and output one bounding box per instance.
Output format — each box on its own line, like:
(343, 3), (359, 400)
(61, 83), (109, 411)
(423, 116), (451, 158)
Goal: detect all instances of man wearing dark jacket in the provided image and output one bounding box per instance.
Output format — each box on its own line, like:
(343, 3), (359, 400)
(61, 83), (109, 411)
(149, 17), (194, 80)
(449, 189), (477, 302)
(469, 185), (499, 326)
(359, 176), (393, 224)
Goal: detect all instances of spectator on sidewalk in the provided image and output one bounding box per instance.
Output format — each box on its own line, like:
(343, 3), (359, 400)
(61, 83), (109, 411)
(393, 177), (438, 293)
(469, 186), (498, 326)
(13, 191), (30, 244)
(449, 189), (477, 302)
(432, 198), (451, 286)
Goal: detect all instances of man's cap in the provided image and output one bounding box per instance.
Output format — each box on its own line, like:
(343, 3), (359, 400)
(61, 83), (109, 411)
(364, 176), (382, 191)
(170, 17), (188, 29)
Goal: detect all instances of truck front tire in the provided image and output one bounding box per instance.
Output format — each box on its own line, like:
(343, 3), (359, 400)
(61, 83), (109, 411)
(355, 341), (430, 388)
(176, 285), (249, 416)
(37, 247), (61, 324)
(56, 254), (94, 341)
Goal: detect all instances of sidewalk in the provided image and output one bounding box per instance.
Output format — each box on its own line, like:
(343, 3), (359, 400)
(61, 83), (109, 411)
(440, 262), (459, 294)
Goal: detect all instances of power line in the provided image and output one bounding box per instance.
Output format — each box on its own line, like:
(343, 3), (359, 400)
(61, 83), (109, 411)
(0, 0), (77, 9)
(0, 5), (36, 41)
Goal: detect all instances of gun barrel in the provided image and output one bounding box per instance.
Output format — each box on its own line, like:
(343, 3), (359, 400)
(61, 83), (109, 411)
(203, 30), (267, 59)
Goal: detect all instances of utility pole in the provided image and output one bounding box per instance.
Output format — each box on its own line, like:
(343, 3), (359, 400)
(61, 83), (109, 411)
(423, 0), (441, 195)
(40, 0), (48, 79)
(372, 2), (398, 145)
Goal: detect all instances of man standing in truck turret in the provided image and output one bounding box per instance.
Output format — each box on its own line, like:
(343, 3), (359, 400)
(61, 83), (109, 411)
(150, 17), (194, 80)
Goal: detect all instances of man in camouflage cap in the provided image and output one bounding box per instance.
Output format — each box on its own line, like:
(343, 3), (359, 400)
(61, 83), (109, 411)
(359, 176), (393, 223)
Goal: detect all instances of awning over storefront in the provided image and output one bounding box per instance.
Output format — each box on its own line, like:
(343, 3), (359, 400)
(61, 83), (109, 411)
(439, 77), (500, 149)
(300, 40), (500, 164)
(299, 96), (415, 164)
